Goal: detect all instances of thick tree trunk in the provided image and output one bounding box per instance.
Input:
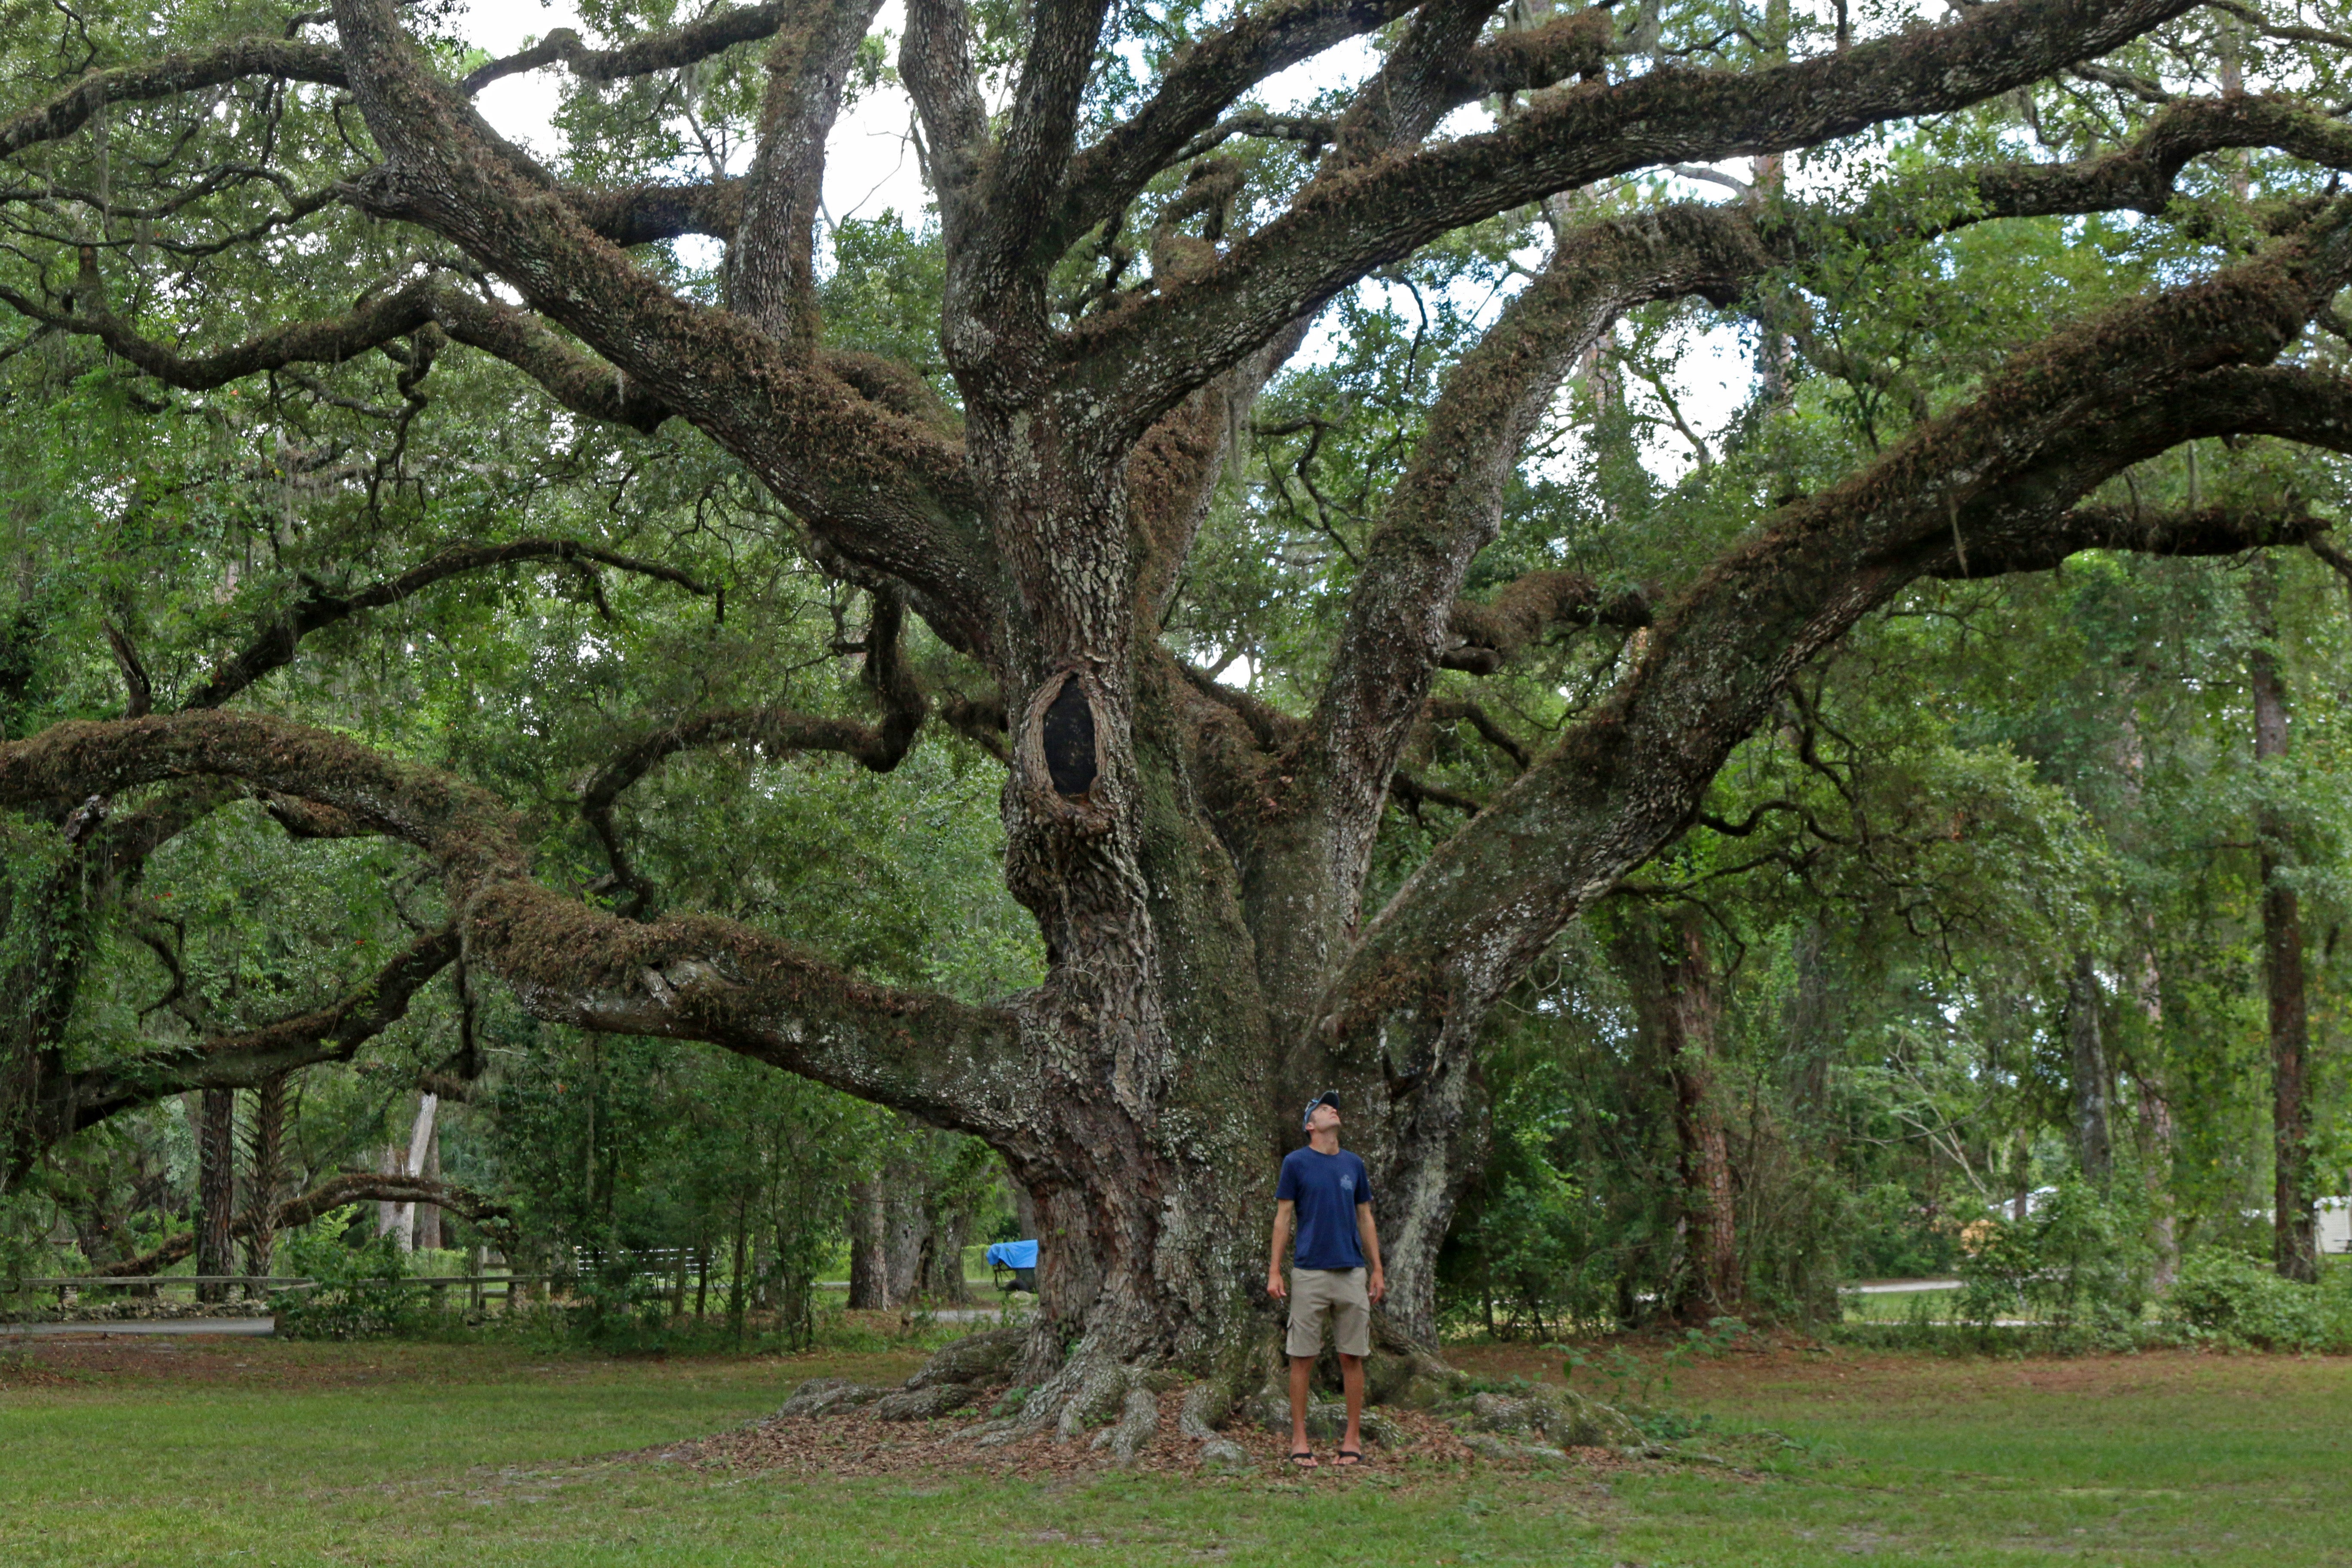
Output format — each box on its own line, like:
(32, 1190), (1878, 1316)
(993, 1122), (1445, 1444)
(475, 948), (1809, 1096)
(2067, 954), (2113, 1186)
(196, 1087), (236, 1301)
(242, 1072), (285, 1287)
(2248, 561), (2318, 1282)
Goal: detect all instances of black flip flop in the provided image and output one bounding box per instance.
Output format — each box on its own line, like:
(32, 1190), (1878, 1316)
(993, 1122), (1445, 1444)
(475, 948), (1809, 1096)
(1334, 1446), (1363, 1467)
(1289, 1449), (1319, 1468)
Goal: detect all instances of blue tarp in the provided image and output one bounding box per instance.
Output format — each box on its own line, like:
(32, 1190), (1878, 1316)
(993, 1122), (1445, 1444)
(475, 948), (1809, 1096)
(986, 1240), (1039, 1270)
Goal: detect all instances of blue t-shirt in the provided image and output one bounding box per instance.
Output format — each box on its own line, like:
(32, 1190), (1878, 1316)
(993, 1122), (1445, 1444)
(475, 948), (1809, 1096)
(1277, 1146), (1372, 1271)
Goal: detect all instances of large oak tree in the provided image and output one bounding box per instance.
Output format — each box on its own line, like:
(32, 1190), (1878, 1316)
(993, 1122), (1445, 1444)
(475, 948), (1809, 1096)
(6, 0), (2352, 1436)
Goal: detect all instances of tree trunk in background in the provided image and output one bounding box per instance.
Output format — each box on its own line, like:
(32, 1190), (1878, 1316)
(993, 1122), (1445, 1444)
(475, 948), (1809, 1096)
(415, 1112), (442, 1253)
(883, 1179), (927, 1307)
(392, 1093), (436, 1254)
(2248, 559), (2318, 1282)
(846, 1178), (890, 1309)
(921, 1201), (972, 1305)
(1784, 920), (1837, 1128)
(2127, 943), (2180, 1289)
(242, 1072), (285, 1289)
(2067, 955), (2112, 1186)
(196, 1087), (234, 1302)
(2009, 1127), (2034, 1224)
(1610, 906), (1739, 1318)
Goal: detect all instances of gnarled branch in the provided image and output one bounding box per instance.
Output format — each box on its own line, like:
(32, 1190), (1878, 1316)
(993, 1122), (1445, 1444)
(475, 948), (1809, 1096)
(184, 539), (714, 712)
(459, 4), (798, 95)
(331, 0), (998, 657)
(0, 709), (1033, 1136)
(0, 37), (346, 160)
(87, 1172), (514, 1278)
(583, 590), (928, 915)
(1078, 0), (2204, 440)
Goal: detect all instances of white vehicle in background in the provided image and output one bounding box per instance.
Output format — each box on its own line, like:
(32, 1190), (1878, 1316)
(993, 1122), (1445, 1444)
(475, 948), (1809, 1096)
(2320, 1197), (2351, 1256)
(1986, 1191), (2349, 1253)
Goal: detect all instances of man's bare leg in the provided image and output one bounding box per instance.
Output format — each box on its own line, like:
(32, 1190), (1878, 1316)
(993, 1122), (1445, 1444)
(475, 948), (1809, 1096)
(1338, 1353), (1365, 1460)
(1288, 1354), (1319, 1464)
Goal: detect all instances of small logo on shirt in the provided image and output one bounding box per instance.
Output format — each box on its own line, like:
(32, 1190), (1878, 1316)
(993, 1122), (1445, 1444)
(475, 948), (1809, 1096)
(1341, 1173), (1356, 1197)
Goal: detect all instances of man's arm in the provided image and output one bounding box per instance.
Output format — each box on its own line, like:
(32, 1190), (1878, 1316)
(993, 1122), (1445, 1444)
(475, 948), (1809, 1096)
(1268, 1198), (1294, 1299)
(1357, 1202), (1386, 1304)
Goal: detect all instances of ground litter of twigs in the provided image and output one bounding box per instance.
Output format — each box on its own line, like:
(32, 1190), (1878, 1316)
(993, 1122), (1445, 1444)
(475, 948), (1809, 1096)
(642, 1384), (1657, 1482)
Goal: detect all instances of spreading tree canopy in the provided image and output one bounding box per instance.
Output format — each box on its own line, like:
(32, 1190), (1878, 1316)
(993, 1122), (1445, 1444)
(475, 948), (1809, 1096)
(4, 0), (2352, 1428)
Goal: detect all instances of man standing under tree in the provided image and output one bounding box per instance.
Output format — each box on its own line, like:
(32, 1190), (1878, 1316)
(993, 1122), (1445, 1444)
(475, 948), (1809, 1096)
(1268, 1093), (1386, 1468)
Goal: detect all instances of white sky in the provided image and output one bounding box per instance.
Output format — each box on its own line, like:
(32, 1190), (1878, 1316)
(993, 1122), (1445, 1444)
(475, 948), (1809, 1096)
(458, 2), (1757, 480)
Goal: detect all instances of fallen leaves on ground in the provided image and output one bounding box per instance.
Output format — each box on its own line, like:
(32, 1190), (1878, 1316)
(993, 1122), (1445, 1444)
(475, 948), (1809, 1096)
(640, 1382), (1669, 1483)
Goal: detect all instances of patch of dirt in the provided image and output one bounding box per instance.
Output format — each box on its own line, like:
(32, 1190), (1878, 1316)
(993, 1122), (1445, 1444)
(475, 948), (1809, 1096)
(1449, 1337), (2352, 1410)
(646, 1383), (1669, 1483)
(0, 1350), (78, 1387)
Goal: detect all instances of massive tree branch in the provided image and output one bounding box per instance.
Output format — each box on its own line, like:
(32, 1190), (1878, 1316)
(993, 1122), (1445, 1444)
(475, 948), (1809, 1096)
(459, 4), (798, 95)
(730, 0), (888, 343)
(1057, 0), (1413, 242)
(900, 0), (993, 230)
(0, 262), (672, 433)
(566, 179), (745, 245)
(9, 927), (457, 1178)
(1077, 0), (2204, 437)
(1439, 572), (1654, 673)
(1324, 203), (2352, 1072)
(1282, 89), (2352, 998)
(183, 539), (714, 712)
(331, 0), (999, 657)
(1928, 502), (2341, 577)
(983, 0), (1118, 270)
(1290, 203), (1764, 966)
(0, 710), (1033, 1136)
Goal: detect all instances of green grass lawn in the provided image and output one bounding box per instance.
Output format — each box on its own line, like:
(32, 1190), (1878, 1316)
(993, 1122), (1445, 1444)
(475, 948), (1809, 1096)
(4, 1332), (2346, 1566)
(1838, 1285), (1961, 1323)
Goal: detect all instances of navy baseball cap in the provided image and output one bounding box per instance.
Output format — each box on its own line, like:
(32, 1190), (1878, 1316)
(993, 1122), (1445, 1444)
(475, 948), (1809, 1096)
(1302, 1091), (1340, 1128)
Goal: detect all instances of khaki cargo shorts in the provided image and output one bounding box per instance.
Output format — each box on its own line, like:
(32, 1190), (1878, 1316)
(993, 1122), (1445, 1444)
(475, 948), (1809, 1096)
(1286, 1266), (1370, 1358)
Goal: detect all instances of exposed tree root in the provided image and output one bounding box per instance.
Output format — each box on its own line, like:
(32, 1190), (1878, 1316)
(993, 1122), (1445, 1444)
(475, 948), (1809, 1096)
(794, 1328), (1647, 1473)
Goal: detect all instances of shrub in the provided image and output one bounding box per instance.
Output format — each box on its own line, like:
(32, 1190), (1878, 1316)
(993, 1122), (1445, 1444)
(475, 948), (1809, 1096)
(2163, 1250), (2352, 1352)
(271, 1207), (418, 1340)
(1957, 1182), (2151, 1341)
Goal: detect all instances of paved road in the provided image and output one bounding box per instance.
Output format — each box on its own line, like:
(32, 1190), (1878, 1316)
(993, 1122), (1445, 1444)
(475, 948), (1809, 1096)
(1841, 1279), (1960, 1295)
(3, 1317), (276, 1337)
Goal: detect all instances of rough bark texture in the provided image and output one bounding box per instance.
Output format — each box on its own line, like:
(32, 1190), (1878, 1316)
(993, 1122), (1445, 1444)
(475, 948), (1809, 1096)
(242, 1072), (286, 1285)
(196, 1087), (236, 1302)
(6, 0), (2352, 1434)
